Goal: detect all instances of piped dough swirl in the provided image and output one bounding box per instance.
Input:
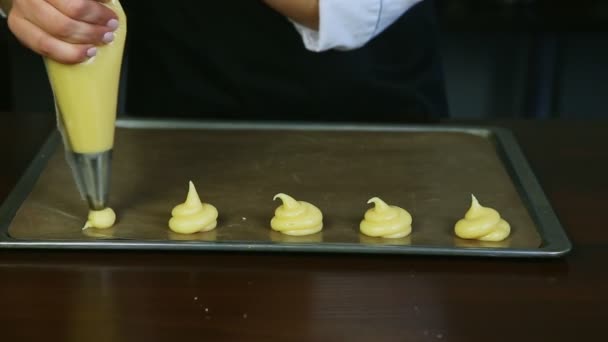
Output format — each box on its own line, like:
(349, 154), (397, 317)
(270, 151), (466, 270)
(360, 197), (412, 238)
(270, 193), (323, 236)
(454, 195), (511, 242)
(83, 208), (116, 230)
(169, 181), (218, 234)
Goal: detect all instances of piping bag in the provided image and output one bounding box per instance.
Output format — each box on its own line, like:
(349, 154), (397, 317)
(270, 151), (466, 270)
(44, 0), (127, 210)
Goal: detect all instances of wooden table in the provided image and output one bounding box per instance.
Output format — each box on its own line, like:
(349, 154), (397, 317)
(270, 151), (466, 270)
(1, 113), (606, 341)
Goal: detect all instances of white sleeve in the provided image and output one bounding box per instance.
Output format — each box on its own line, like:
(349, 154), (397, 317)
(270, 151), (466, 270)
(0, 0), (9, 18)
(291, 0), (423, 52)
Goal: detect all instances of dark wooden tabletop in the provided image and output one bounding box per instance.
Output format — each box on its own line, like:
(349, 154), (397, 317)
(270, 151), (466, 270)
(1, 112), (606, 342)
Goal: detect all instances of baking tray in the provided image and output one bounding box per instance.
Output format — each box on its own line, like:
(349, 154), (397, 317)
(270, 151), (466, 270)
(0, 119), (571, 257)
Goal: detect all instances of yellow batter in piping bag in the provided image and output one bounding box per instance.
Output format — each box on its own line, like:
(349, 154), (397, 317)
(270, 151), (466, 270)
(360, 197), (412, 238)
(45, 0), (127, 154)
(169, 181), (218, 234)
(270, 193), (323, 236)
(454, 195), (511, 242)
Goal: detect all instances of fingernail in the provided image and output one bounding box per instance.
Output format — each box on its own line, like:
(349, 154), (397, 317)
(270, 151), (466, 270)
(86, 47), (97, 58)
(107, 19), (119, 31)
(102, 32), (115, 44)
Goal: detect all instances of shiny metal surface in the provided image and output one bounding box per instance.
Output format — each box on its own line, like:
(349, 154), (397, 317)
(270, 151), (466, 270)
(65, 150), (111, 210)
(0, 120), (571, 257)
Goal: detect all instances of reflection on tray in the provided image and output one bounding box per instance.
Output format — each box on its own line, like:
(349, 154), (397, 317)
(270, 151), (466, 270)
(452, 236), (513, 249)
(82, 227), (117, 239)
(168, 230), (218, 242)
(359, 234), (412, 246)
(270, 230), (323, 243)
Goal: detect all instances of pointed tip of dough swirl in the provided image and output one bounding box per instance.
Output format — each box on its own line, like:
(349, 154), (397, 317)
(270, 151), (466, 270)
(273, 193), (299, 209)
(471, 194), (481, 208)
(185, 181), (202, 206)
(367, 197), (390, 212)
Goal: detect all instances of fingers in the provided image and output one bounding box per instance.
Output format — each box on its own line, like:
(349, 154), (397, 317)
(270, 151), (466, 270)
(8, 6), (96, 64)
(7, 0), (121, 63)
(29, 0), (114, 44)
(45, 0), (117, 26)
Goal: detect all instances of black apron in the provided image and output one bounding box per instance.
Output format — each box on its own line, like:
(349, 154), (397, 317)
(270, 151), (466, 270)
(123, 0), (448, 122)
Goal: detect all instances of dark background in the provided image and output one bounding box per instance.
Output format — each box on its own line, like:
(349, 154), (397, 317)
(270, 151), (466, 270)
(1, 0), (607, 119)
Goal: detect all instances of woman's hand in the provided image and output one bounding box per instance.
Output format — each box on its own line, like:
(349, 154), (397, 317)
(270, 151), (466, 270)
(7, 0), (119, 64)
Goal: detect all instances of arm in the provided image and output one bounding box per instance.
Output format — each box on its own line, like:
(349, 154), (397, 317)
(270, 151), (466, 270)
(269, 0), (424, 52)
(262, 0), (319, 30)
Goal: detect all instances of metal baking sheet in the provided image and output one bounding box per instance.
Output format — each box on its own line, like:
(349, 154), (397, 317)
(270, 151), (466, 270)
(0, 120), (571, 257)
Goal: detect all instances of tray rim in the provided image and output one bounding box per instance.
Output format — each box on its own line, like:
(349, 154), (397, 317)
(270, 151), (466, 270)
(0, 119), (572, 258)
